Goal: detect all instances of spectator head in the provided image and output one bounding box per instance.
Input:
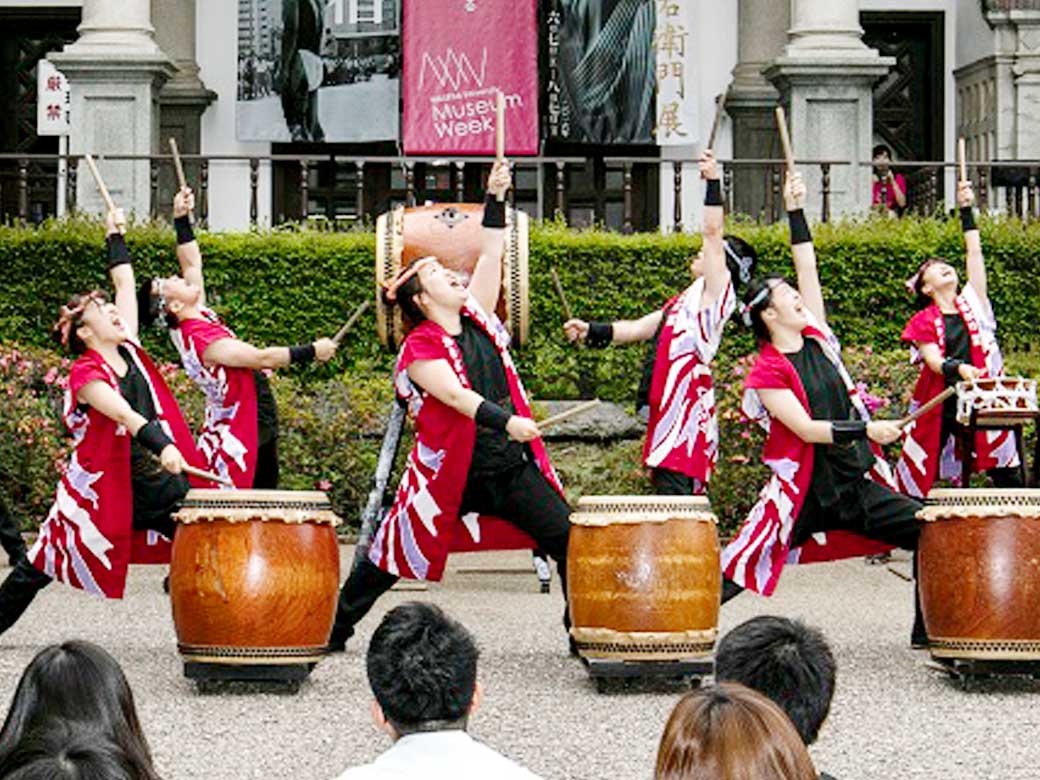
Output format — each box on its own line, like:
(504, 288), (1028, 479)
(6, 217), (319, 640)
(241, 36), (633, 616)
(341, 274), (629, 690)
(0, 721), (135, 780)
(715, 616), (836, 745)
(365, 603), (481, 739)
(872, 144), (893, 162)
(655, 682), (817, 780)
(0, 641), (159, 780)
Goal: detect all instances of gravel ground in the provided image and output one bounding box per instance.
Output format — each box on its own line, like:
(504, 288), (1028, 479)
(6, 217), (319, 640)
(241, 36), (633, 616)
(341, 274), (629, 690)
(1, 547), (1038, 780)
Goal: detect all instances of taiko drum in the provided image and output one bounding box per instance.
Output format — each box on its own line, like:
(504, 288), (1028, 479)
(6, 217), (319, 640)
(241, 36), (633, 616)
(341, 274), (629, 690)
(918, 489), (1040, 661)
(374, 203), (529, 351)
(170, 490), (341, 666)
(567, 496), (721, 662)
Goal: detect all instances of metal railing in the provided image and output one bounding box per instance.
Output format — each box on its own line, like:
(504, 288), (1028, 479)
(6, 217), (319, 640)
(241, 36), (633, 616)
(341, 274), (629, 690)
(983, 0), (1040, 11)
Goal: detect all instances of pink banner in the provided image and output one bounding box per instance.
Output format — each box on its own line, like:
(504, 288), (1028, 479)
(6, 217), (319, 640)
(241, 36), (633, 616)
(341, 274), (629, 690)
(402, 0), (539, 155)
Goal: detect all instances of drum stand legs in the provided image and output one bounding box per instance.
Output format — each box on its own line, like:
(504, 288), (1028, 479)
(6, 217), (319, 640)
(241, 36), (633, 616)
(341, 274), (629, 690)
(184, 662), (315, 693)
(926, 656), (1040, 687)
(580, 657), (715, 693)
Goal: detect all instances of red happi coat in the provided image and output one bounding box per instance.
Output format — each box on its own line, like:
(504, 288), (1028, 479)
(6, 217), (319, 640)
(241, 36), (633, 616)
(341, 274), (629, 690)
(895, 285), (1018, 497)
(721, 320), (894, 596)
(171, 308), (260, 489)
(29, 341), (202, 598)
(368, 297), (564, 581)
(643, 277), (735, 484)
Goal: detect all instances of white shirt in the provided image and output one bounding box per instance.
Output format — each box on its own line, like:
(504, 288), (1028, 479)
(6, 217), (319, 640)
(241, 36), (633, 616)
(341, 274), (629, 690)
(334, 730), (543, 780)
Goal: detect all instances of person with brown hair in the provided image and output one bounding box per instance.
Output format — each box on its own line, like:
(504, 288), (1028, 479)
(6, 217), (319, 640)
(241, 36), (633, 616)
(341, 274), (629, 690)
(655, 682), (817, 780)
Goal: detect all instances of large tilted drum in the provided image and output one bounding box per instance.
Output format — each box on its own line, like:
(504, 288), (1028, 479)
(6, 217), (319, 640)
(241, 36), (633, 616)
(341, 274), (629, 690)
(170, 490), (341, 666)
(918, 489), (1040, 661)
(567, 496), (721, 662)
(375, 203), (529, 351)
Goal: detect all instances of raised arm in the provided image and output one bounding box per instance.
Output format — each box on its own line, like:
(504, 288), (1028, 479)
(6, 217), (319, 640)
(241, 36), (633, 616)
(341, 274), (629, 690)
(104, 208), (139, 341)
(467, 160), (512, 315)
(407, 358), (540, 443)
(785, 172), (826, 327)
(77, 380), (186, 473)
(958, 180), (987, 303)
(700, 150), (728, 304)
(758, 388), (902, 446)
(173, 187), (206, 307)
(563, 309), (663, 346)
(202, 336), (337, 370)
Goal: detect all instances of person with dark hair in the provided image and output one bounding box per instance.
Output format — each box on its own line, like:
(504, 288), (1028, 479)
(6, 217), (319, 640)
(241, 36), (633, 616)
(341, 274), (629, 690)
(895, 179), (1021, 497)
(871, 144), (906, 214)
(564, 150), (757, 495)
(277, 0), (326, 142)
(0, 641), (161, 780)
(655, 682), (817, 780)
(715, 616), (837, 778)
(327, 161), (572, 653)
(0, 722), (137, 780)
(720, 172), (924, 646)
(0, 208), (199, 637)
(335, 602), (541, 779)
(136, 186), (336, 489)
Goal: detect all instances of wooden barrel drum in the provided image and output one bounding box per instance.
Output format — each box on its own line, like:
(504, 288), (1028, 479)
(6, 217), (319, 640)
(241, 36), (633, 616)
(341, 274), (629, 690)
(567, 496), (721, 662)
(918, 489), (1040, 661)
(375, 203), (529, 352)
(170, 490), (341, 667)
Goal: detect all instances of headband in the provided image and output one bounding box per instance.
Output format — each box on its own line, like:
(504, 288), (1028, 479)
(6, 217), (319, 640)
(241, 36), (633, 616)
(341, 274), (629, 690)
(905, 259), (938, 297)
(723, 240), (755, 285)
(739, 281), (778, 328)
(383, 256), (438, 302)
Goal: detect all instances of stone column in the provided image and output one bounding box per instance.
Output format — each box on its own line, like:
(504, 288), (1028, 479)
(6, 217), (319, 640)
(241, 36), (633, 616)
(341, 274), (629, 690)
(726, 0), (790, 218)
(49, 0), (176, 216)
(764, 0), (893, 217)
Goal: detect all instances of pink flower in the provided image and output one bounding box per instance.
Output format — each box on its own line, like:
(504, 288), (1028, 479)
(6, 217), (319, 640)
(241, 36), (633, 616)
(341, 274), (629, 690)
(856, 382), (887, 414)
(729, 455), (751, 464)
(316, 479), (332, 491)
(43, 368), (58, 386)
(731, 364), (745, 377)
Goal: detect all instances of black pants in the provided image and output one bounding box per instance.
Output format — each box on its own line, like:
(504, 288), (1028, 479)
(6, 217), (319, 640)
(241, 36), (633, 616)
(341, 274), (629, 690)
(329, 459), (572, 645)
(253, 436), (279, 489)
(651, 468), (705, 496)
(0, 495), (27, 565)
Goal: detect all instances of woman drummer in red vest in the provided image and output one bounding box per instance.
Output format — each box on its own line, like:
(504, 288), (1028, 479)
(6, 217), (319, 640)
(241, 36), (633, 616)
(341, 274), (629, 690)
(328, 160), (572, 652)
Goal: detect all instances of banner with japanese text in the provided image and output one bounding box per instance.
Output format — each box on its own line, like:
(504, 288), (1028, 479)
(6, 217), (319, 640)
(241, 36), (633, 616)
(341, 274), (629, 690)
(402, 0), (539, 155)
(654, 0), (695, 146)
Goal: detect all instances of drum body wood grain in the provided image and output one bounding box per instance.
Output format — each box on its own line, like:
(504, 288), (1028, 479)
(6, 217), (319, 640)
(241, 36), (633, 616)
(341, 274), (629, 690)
(567, 496), (720, 662)
(171, 490), (341, 665)
(918, 489), (1040, 660)
(375, 203), (529, 351)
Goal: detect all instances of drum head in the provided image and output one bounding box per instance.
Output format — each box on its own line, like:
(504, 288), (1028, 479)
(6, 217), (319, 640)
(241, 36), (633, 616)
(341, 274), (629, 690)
(175, 490), (341, 526)
(572, 495), (717, 526)
(917, 488), (1040, 521)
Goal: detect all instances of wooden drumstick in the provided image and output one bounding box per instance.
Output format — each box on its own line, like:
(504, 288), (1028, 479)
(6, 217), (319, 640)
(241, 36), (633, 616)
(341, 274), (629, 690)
(182, 464), (235, 487)
(83, 154), (116, 214)
(958, 137), (968, 183)
(707, 93), (726, 151)
(332, 299), (372, 346)
(538, 399), (601, 429)
(550, 267), (574, 323)
(896, 386), (957, 430)
(494, 91), (507, 202)
(775, 106), (796, 175)
(169, 137), (195, 223)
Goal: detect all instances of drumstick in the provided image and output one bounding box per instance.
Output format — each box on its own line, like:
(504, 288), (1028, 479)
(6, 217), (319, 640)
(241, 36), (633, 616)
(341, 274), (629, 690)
(332, 299), (372, 346)
(550, 267), (573, 323)
(83, 154), (116, 214)
(494, 91), (506, 202)
(958, 137), (968, 183)
(775, 106), (796, 174)
(707, 93), (726, 151)
(182, 464), (235, 488)
(538, 399), (601, 430)
(169, 137), (195, 223)
(896, 386), (957, 430)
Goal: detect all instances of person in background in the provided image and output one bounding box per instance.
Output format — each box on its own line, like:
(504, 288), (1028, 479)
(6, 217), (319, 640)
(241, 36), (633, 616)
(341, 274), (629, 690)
(0, 722), (138, 780)
(871, 144), (907, 215)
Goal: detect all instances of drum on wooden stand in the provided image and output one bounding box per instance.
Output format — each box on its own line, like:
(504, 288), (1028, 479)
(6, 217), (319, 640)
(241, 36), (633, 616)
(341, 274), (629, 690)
(374, 203), (529, 352)
(170, 490), (341, 685)
(567, 496), (721, 664)
(917, 489), (1040, 665)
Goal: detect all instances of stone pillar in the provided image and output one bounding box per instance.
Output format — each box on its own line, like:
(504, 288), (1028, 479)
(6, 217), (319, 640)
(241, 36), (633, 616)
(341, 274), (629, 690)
(152, 0), (217, 210)
(49, 0), (176, 217)
(726, 0), (790, 218)
(764, 0), (893, 217)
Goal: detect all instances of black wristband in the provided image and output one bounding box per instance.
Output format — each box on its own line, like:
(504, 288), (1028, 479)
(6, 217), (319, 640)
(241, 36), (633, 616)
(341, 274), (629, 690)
(704, 179), (723, 207)
(475, 400), (511, 432)
(960, 206), (976, 232)
(586, 322), (614, 349)
(942, 358), (965, 385)
(787, 209), (812, 245)
(831, 420), (867, 444)
(106, 234), (130, 270)
(174, 215), (195, 245)
(289, 344), (316, 365)
(135, 419), (174, 457)
(482, 193), (507, 228)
